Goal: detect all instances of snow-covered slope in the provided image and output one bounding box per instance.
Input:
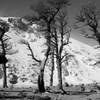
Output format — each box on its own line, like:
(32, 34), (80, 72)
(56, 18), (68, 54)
(0, 17), (100, 87)
(63, 38), (100, 85)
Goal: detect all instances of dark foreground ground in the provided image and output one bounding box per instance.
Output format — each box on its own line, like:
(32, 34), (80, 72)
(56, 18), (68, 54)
(0, 84), (100, 100)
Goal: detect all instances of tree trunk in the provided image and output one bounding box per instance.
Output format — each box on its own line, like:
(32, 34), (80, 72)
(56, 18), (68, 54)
(94, 29), (100, 45)
(56, 56), (63, 90)
(1, 39), (8, 88)
(50, 49), (54, 86)
(97, 37), (100, 45)
(54, 28), (63, 90)
(2, 63), (8, 88)
(38, 59), (47, 92)
(38, 69), (45, 92)
(38, 47), (50, 92)
(37, 21), (51, 92)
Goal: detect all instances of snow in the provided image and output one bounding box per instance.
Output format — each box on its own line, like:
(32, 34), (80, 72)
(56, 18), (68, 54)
(63, 38), (100, 85)
(0, 17), (100, 87)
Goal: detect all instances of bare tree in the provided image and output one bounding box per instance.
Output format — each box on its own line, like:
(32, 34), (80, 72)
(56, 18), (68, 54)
(50, 9), (71, 91)
(0, 20), (18, 88)
(25, 0), (70, 92)
(75, 2), (100, 45)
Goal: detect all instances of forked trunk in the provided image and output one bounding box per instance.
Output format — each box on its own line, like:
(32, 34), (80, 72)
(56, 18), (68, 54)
(38, 22), (51, 92)
(38, 47), (50, 92)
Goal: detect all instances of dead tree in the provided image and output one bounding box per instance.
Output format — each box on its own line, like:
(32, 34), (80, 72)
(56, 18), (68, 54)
(27, 0), (70, 92)
(50, 9), (71, 91)
(75, 2), (100, 45)
(0, 20), (18, 88)
(0, 21), (9, 88)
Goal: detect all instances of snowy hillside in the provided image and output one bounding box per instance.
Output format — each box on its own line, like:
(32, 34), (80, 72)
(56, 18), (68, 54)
(63, 38), (100, 85)
(0, 17), (100, 87)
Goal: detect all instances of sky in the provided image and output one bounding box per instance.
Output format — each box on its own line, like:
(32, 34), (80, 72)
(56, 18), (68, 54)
(0, 0), (100, 46)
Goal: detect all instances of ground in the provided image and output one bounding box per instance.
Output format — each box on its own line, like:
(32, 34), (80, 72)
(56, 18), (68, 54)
(0, 84), (100, 100)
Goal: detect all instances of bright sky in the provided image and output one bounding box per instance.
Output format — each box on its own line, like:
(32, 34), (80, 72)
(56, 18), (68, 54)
(0, 0), (100, 46)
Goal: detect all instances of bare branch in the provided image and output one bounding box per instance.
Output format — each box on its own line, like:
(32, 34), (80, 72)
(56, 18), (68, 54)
(19, 39), (41, 63)
(75, 2), (100, 44)
(51, 39), (56, 46)
(84, 34), (96, 40)
(61, 52), (69, 60)
(80, 30), (97, 40)
(61, 54), (74, 64)
(27, 42), (41, 63)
